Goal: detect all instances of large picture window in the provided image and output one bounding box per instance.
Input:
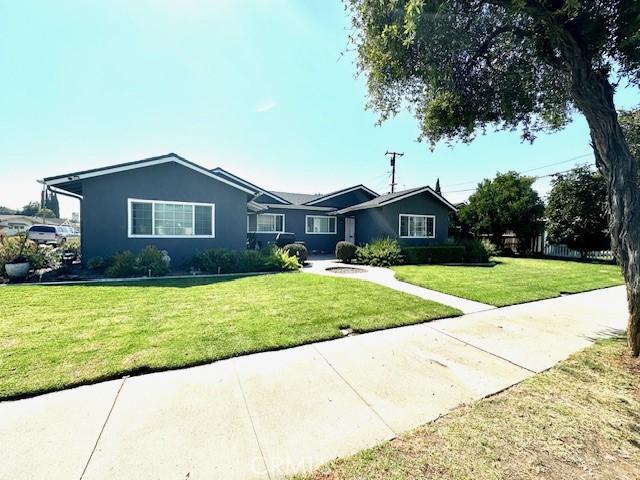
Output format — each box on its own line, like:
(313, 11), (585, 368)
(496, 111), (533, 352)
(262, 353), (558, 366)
(399, 214), (435, 238)
(128, 199), (215, 238)
(256, 214), (285, 233)
(306, 215), (336, 234)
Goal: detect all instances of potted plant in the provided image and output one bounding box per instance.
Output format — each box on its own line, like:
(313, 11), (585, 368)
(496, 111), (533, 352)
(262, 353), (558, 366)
(4, 235), (31, 279)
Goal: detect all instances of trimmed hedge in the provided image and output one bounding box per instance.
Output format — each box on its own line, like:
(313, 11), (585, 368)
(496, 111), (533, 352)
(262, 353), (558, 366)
(356, 237), (403, 266)
(335, 241), (356, 263)
(402, 246), (465, 265)
(283, 243), (308, 264)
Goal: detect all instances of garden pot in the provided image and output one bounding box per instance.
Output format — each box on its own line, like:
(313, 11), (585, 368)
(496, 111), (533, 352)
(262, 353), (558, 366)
(5, 262), (30, 279)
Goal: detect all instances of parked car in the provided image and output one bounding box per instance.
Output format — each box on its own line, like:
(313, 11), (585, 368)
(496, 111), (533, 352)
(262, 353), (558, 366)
(27, 225), (72, 245)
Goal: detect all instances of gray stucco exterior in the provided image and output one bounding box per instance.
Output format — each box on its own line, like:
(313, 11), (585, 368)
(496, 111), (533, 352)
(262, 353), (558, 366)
(79, 162), (249, 265)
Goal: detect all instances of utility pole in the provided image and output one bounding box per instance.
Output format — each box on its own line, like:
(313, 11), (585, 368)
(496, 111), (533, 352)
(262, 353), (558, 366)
(385, 151), (404, 193)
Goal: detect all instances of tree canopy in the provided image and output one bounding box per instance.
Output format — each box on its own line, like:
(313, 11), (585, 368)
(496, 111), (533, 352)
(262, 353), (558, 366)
(17, 202), (41, 217)
(546, 166), (609, 255)
(348, 0), (639, 144)
(458, 171), (544, 248)
(619, 108), (640, 169)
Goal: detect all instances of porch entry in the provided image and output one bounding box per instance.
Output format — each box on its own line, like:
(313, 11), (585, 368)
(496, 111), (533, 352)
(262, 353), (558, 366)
(345, 217), (355, 243)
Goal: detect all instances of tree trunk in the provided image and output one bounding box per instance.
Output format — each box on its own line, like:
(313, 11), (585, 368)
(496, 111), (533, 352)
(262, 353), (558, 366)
(569, 54), (640, 356)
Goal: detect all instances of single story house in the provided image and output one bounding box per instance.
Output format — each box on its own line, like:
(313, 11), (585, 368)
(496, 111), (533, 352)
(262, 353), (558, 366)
(41, 153), (457, 265)
(0, 215), (68, 237)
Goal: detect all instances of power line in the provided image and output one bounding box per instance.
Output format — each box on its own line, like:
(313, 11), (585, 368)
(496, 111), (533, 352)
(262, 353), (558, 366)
(442, 152), (593, 189)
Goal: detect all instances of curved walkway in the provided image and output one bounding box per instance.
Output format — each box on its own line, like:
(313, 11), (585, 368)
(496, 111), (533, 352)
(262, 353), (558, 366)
(1, 286), (627, 480)
(303, 258), (494, 314)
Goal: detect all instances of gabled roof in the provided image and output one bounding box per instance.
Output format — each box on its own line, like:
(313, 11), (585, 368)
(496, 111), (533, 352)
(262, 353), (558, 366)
(41, 153), (255, 196)
(211, 167), (292, 204)
(332, 185), (458, 215)
(269, 191), (323, 205)
(303, 185), (378, 206)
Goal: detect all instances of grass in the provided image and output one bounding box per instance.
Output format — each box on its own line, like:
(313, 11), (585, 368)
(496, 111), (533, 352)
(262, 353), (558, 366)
(0, 272), (460, 400)
(392, 257), (624, 307)
(297, 336), (640, 480)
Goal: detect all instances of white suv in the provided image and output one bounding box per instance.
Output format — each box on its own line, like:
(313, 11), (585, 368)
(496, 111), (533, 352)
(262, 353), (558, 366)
(27, 225), (71, 246)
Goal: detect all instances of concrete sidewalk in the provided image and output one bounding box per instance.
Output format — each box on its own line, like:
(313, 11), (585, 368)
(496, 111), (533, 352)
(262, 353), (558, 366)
(303, 259), (494, 314)
(0, 286), (627, 480)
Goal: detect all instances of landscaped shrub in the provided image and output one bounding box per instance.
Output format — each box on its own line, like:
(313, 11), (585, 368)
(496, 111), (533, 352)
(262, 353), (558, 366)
(0, 236), (60, 277)
(402, 245), (465, 264)
(283, 243), (307, 264)
(356, 237), (403, 266)
(335, 241), (356, 263)
(105, 251), (138, 278)
(457, 238), (491, 263)
(136, 245), (170, 276)
(192, 247), (301, 274)
(275, 232), (295, 248)
(87, 257), (106, 271)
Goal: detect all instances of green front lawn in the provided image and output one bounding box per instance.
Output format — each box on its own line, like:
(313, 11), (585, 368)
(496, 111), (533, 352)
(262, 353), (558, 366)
(392, 257), (624, 307)
(298, 337), (640, 480)
(0, 273), (460, 400)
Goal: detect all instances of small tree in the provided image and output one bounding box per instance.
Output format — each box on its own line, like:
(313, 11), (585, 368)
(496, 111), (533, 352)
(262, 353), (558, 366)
(546, 167), (609, 257)
(18, 201), (40, 216)
(35, 208), (55, 219)
(459, 172), (544, 249)
(434, 178), (441, 195)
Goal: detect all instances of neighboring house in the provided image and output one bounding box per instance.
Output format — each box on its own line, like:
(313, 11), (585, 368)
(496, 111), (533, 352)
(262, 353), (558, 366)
(42, 153), (457, 264)
(0, 215), (67, 237)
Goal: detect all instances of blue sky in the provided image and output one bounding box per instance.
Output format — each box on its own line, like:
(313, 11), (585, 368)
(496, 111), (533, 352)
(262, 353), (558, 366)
(1, 0), (638, 217)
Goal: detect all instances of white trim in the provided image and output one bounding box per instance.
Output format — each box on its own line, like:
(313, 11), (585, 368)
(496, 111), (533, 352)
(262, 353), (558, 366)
(44, 155), (255, 194)
(127, 198), (215, 238)
(254, 213), (286, 233)
(398, 214), (435, 239)
(305, 185), (379, 206)
(305, 215), (337, 235)
(261, 203), (335, 212)
(335, 186), (458, 215)
(211, 168), (292, 204)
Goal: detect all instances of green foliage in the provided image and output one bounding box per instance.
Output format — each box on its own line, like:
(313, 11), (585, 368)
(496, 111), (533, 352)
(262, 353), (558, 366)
(191, 247), (300, 274)
(402, 245), (465, 264)
(356, 237), (404, 266)
(619, 108), (640, 174)
(17, 201), (41, 216)
(105, 251), (139, 278)
(0, 206), (16, 214)
(336, 241), (357, 263)
(34, 208), (55, 219)
(87, 257), (106, 272)
(546, 166), (609, 255)
(136, 245), (170, 276)
(283, 243), (308, 264)
(456, 238), (491, 263)
(347, 0), (639, 144)
(0, 236), (60, 277)
(458, 172), (544, 248)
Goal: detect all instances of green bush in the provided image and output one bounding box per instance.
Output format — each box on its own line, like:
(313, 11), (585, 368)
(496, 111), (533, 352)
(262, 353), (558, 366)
(105, 251), (139, 278)
(63, 237), (81, 258)
(356, 237), (404, 266)
(335, 241), (357, 263)
(87, 257), (106, 271)
(283, 243), (307, 264)
(192, 247), (301, 274)
(402, 245), (465, 264)
(0, 236), (60, 277)
(457, 238), (491, 263)
(136, 245), (170, 276)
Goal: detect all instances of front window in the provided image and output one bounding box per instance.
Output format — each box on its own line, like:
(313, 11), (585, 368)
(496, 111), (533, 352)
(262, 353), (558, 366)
(306, 215), (336, 234)
(256, 214), (285, 233)
(399, 214), (435, 238)
(129, 199), (214, 237)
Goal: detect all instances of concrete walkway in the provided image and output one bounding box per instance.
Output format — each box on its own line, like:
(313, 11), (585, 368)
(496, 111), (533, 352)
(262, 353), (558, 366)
(304, 258), (494, 314)
(0, 286), (627, 480)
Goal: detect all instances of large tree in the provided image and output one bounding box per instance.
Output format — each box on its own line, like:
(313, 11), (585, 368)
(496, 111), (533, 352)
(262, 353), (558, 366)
(619, 108), (640, 169)
(347, 0), (640, 355)
(546, 166), (609, 256)
(458, 171), (544, 248)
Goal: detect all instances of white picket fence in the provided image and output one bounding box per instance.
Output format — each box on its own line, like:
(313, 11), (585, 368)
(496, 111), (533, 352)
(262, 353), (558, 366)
(543, 243), (614, 261)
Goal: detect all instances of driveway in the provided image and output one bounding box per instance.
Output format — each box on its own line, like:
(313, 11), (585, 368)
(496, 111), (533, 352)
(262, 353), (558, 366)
(0, 286), (627, 480)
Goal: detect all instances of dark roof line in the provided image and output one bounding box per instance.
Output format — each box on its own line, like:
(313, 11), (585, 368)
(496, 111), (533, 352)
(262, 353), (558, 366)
(332, 185), (457, 214)
(211, 167), (292, 204)
(302, 184), (379, 206)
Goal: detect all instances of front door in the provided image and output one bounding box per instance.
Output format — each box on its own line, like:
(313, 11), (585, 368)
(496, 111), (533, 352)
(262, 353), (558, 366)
(345, 217), (355, 243)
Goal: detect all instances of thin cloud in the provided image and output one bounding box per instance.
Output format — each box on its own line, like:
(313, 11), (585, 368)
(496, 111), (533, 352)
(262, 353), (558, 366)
(255, 98), (277, 113)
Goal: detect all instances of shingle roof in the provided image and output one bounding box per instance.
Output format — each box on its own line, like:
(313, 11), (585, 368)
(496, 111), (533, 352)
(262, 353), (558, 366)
(269, 191), (324, 205)
(332, 185), (457, 214)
